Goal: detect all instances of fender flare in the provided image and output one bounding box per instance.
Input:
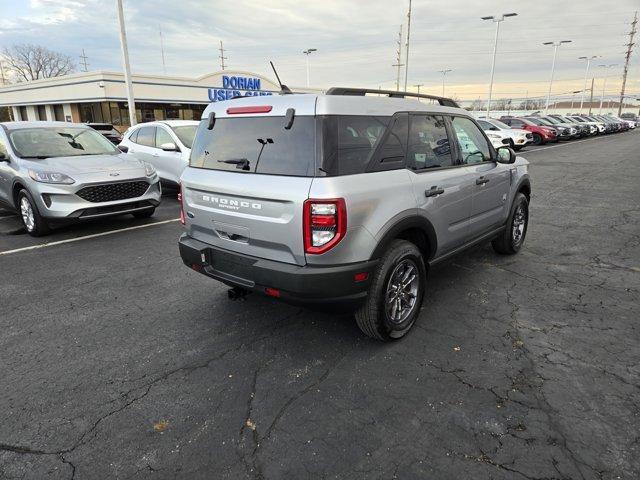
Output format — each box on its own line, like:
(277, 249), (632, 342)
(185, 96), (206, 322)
(370, 215), (438, 261)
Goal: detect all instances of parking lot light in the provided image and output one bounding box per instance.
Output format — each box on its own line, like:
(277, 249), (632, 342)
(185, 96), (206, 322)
(438, 69), (452, 97)
(303, 48), (317, 88)
(598, 64), (617, 114)
(579, 55), (600, 112)
(482, 13), (518, 117)
(543, 40), (572, 114)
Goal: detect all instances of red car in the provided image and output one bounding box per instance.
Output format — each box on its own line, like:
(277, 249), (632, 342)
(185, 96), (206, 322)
(499, 116), (558, 145)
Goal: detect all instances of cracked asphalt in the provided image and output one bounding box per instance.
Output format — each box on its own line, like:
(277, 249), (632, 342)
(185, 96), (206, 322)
(1, 132), (639, 479)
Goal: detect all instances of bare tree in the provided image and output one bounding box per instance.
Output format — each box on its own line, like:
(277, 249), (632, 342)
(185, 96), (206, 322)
(2, 44), (75, 82)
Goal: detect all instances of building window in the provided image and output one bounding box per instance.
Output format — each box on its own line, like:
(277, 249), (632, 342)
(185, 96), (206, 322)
(53, 104), (65, 121)
(37, 105), (47, 121)
(18, 106), (28, 121)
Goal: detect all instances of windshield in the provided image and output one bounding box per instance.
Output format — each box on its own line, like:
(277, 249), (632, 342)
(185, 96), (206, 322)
(541, 117), (561, 125)
(489, 119), (511, 129)
(9, 127), (119, 158)
(172, 125), (198, 148)
(526, 117), (549, 126)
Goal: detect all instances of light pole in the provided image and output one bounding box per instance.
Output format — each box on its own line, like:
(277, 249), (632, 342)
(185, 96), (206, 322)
(569, 90), (581, 111)
(598, 64), (617, 114)
(115, 0), (136, 127)
(303, 48), (317, 88)
(413, 84), (424, 94)
(438, 69), (452, 97)
(578, 55), (599, 112)
(543, 40), (572, 113)
(481, 13), (517, 117)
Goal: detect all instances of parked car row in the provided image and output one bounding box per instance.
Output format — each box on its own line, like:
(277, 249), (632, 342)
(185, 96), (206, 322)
(499, 113), (635, 145)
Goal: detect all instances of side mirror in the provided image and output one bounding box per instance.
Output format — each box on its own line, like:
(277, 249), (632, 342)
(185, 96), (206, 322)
(496, 146), (516, 164)
(118, 145), (129, 153)
(160, 142), (178, 152)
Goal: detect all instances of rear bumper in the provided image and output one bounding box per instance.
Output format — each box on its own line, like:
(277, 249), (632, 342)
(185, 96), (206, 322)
(178, 234), (378, 310)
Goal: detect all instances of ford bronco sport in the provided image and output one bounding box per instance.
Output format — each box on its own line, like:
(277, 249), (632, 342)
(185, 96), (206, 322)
(178, 88), (531, 341)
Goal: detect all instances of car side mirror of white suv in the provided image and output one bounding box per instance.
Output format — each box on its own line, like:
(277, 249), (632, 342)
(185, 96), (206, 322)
(160, 142), (179, 152)
(496, 146), (516, 164)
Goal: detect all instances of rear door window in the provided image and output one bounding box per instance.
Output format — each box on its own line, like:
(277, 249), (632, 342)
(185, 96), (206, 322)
(451, 117), (491, 164)
(190, 116), (315, 176)
(407, 115), (453, 169)
(136, 127), (156, 147)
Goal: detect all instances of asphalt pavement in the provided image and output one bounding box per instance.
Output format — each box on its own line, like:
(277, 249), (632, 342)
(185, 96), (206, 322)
(1, 132), (639, 479)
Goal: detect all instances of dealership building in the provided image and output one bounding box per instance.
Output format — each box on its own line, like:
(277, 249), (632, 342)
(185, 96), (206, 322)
(0, 70), (319, 130)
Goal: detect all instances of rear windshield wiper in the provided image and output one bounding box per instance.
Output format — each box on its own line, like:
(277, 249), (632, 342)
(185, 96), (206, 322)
(218, 158), (250, 170)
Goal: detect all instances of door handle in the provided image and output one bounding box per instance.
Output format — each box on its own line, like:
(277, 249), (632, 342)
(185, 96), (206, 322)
(476, 176), (490, 185)
(425, 186), (445, 197)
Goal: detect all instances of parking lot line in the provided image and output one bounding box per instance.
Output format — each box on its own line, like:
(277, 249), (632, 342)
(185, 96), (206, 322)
(0, 218), (180, 256)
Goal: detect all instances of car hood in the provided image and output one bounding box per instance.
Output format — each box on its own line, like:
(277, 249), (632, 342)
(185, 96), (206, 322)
(505, 128), (529, 136)
(22, 153), (146, 175)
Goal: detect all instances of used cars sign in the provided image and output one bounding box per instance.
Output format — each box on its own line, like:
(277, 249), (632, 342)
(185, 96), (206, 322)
(208, 75), (274, 102)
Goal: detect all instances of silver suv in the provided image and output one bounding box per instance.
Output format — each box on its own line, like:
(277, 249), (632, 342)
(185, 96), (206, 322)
(178, 89), (531, 341)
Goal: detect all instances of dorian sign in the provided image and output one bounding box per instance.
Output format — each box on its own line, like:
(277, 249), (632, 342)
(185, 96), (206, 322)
(208, 75), (274, 102)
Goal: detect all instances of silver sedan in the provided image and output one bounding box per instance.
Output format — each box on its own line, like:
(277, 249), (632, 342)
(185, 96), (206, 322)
(0, 121), (162, 236)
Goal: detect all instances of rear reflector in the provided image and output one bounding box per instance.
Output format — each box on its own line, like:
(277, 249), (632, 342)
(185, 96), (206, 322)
(191, 263), (202, 272)
(227, 106), (273, 115)
(354, 272), (369, 282)
(265, 287), (280, 297)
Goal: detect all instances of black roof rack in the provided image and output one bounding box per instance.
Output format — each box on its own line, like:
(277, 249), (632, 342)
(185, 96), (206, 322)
(325, 87), (460, 108)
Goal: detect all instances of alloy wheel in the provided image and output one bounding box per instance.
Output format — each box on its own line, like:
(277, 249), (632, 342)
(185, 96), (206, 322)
(385, 259), (420, 325)
(512, 204), (527, 246)
(20, 196), (35, 232)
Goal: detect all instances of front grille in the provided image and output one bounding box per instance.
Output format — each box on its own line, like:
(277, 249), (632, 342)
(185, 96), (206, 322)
(76, 181), (149, 203)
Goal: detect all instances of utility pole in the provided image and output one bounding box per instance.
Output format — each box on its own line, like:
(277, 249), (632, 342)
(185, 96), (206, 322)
(79, 49), (89, 72)
(543, 40), (572, 113)
(403, 0), (412, 92)
(159, 26), (166, 75)
(413, 84), (423, 94)
(219, 41), (227, 71)
(115, 0), (136, 127)
(588, 78), (595, 114)
(438, 69), (452, 97)
(392, 24), (405, 91)
(618, 11), (637, 116)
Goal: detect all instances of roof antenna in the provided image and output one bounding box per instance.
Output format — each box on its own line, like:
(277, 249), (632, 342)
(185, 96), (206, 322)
(270, 61), (292, 95)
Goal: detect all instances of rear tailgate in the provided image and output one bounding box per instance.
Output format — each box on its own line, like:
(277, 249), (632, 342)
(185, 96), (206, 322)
(181, 168), (312, 266)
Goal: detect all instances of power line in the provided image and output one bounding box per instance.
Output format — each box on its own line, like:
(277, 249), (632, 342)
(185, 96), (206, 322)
(618, 11), (637, 115)
(219, 40), (227, 71)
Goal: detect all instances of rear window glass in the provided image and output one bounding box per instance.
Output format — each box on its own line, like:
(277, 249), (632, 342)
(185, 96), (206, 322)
(190, 116), (315, 176)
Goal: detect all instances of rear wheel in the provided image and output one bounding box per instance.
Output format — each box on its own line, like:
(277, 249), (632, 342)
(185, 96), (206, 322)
(355, 240), (426, 341)
(18, 189), (50, 237)
(492, 193), (529, 255)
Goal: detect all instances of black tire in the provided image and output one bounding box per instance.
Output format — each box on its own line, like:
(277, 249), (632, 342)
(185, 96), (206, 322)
(531, 133), (543, 145)
(492, 193), (529, 255)
(132, 208), (156, 219)
(17, 189), (50, 237)
(355, 240), (426, 341)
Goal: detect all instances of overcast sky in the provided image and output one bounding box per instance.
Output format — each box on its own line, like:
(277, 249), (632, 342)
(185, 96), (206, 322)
(0, 0), (638, 102)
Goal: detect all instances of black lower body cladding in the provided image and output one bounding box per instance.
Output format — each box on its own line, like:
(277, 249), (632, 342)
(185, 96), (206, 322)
(179, 234), (379, 311)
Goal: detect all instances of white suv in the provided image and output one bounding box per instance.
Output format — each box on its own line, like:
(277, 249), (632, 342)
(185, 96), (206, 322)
(477, 118), (532, 151)
(119, 120), (199, 185)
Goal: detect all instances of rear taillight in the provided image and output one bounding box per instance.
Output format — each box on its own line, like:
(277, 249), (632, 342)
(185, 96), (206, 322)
(178, 183), (185, 225)
(303, 198), (346, 254)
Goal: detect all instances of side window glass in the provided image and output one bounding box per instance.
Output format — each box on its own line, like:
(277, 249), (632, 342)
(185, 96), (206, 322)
(368, 114), (407, 171)
(155, 127), (173, 148)
(407, 115), (452, 170)
(137, 127), (156, 147)
(451, 117), (491, 164)
(129, 129), (139, 143)
(326, 116), (389, 175)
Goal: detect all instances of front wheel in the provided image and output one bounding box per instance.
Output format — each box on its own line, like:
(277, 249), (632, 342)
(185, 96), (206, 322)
(18, 189), (50, 237)
(355, 240), (426, 341)
(531, 133), (543, 145)
(492, 193), (529, 255)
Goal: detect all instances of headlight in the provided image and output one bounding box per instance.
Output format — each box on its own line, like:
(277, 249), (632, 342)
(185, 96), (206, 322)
(487, 133), (501, 139)
(28, 170), (75, 184)
(144, 163), (156, 177)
